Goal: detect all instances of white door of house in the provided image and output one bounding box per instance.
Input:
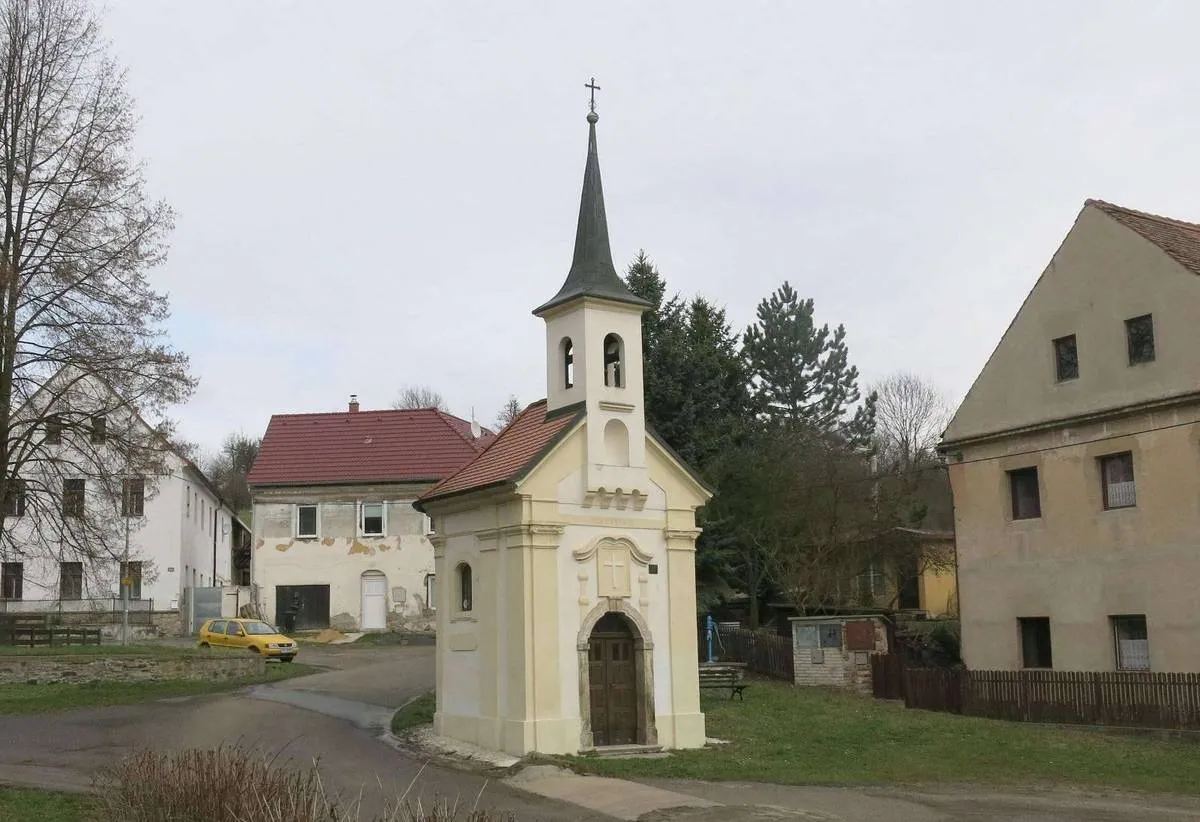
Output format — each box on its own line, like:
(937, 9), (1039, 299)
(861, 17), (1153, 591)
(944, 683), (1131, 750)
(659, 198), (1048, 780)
(360, 572), (388, 631)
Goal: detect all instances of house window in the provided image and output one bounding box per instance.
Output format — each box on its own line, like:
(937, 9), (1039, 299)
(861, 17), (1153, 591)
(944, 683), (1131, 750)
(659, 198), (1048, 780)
(122, 478), (145, 517)
(857, 561), (885, 599)
(1008, 467), (1041, 520)
(1112, 615), (1150, 671)
(1100, 452), (1136, 509)
(424, 573), (436, 610)
(119, 561), (143, 600)
(603, 333), (624, 388)
(44, 415), (63, 444)
(1125, 314), (1155, 365)
(186, 488), (191, 518)
(2, 562), (22, 600)
(59, 561), (83, 600)
(62, 478), (85, 518)
(1053, 334), (1078, 381)
(561, 338), (574, 389)
(457, 563), (473, 612)
(296, 504), (318, 538)
(89, 415), (107, 444)
(1018, 617), (1052, 669)
(793, 622), (844, 649)
(3, 478), (25, 517)
(360, 502), (384, 536)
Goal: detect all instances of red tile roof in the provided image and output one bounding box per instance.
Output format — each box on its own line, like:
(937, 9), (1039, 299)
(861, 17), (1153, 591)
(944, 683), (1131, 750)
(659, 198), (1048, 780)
(1088, 199), (1200, 277)
(247, 407), (494, 487)
(417, 400), (583, 505)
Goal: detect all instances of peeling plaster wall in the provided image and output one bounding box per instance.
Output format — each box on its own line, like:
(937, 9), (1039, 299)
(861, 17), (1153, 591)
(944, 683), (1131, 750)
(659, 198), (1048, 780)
(250, 484), (436, 630)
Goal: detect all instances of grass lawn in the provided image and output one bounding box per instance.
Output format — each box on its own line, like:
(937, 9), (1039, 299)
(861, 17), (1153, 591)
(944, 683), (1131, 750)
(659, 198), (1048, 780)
(568, 679), (1200, 795)
(0, 662), (318, 715)
(0, 787), (97, 821)
(392, 692), (435, 735)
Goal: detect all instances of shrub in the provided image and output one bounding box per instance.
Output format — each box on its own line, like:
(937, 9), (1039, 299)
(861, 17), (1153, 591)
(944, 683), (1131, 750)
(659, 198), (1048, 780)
(93, 746), (514, 821)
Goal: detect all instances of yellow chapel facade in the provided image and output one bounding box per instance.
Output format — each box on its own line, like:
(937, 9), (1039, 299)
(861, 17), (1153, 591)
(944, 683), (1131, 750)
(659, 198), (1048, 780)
(415, 110), (710, 756)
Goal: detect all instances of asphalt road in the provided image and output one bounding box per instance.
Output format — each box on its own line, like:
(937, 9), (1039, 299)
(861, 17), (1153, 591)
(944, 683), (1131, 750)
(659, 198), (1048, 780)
(2, 642), (1198, 821)
(0, 642), (604, 820)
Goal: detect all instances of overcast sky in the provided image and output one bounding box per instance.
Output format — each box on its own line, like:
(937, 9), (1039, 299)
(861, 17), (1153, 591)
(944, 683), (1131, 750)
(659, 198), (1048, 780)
(102, 1), (1200, 457)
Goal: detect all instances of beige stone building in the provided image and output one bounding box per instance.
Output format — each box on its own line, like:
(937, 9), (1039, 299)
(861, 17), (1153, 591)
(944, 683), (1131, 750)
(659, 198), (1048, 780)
(940, 199), (1200, 672)
(415, 110), (710, 756)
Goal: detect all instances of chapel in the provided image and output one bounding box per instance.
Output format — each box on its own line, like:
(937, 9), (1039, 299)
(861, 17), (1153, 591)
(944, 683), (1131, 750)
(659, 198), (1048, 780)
(415, 103), (710, 755)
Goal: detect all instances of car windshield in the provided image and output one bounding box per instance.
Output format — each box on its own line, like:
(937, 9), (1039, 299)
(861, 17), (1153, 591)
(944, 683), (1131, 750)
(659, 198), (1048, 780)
(243, 621), (277, 635)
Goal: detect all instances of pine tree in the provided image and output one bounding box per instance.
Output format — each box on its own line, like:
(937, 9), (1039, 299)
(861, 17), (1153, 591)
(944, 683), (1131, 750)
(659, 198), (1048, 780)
(742, 281), (876, 443)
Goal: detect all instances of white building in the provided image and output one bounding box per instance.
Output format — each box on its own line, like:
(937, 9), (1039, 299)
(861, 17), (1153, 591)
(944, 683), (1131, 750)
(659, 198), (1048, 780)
(246, 398), (492, 632)
(1, 372), (248, 634)
(414, 110), (711, 756)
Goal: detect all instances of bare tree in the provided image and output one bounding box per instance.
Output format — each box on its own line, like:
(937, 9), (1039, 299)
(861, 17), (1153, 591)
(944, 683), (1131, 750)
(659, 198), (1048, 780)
(391, 384), (449, 412)
(204, 433), (260, 520)
(495, 395), (521, 429)
(870, 372), (951, 471)
(0, 0), (193, 592)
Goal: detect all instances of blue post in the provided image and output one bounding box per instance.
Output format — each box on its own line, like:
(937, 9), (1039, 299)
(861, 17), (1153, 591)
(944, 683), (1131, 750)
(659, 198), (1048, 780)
(706, 614), (715, 663)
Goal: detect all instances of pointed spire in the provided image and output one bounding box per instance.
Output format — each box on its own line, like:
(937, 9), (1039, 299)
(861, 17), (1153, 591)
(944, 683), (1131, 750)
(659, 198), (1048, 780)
(533, 109), (649, 316)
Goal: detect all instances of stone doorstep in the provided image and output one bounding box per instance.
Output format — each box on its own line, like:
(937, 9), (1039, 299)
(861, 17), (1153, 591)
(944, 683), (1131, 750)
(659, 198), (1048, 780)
(589, 744), (668, 759)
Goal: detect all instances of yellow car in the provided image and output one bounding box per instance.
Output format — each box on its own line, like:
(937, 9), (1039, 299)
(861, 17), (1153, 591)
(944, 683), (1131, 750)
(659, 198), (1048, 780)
(198, 618), (298, 662)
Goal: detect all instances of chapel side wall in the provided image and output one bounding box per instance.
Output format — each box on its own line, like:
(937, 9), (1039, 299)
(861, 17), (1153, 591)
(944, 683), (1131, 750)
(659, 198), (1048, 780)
(430, 497), (523, 751)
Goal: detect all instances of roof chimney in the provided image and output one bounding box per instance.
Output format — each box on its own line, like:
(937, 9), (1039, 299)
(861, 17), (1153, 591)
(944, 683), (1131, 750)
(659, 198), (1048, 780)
(348, 394), (359, 413)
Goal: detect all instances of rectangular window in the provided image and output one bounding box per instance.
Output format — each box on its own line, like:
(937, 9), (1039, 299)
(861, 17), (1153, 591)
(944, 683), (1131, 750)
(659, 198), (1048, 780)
(1100, 452), (1136, 509)
(119, 561), (143, 600)
(44, 415), (63, 445)
(1125, 314), (1155, 364)
(360, 502), (384, 536)
(1008, 467), (1041, 520)
(296, 504), (318, 538)
(857, 561), (885, 599)
(3, 478), (25, 518)
(59, 561), (83, 600)
(122, 477), (145, 517)
(1, 562), (22, 600)
(89, 415), (107, 444)
(1112, 615), (1150, 671)
(1053, 334), (1078, 381)
(186, 487), (191, 518)
(425, 573), (436, 610)
(1019, 617), (1052, 669)
(818, 623), (843, 649)
(62, 478), (85, 518)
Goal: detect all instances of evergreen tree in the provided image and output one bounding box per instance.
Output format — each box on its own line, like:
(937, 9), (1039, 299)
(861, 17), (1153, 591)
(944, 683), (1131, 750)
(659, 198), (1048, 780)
(742, 282), (876, 443)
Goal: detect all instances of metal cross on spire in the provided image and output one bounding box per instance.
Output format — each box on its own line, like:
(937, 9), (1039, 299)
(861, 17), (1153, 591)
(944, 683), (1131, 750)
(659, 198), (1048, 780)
(585, 77), (600, 113)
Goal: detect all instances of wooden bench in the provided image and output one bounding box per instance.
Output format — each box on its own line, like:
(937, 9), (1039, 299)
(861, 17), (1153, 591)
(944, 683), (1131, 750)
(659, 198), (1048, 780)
(698, 664), (748, 701)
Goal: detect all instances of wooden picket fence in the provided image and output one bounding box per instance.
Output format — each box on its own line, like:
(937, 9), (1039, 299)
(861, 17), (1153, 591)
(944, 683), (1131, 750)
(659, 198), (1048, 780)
(0, 626), (102, 647)
(899, 667), (1200, 731)
(703, 625), (795, 682)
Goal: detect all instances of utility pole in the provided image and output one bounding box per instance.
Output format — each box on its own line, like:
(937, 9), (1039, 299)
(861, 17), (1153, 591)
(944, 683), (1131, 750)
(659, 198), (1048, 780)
(121, 478), (130, 646)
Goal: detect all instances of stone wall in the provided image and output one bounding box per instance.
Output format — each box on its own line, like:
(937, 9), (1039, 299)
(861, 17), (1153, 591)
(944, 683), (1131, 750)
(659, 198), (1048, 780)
(0, 653), (264, 684)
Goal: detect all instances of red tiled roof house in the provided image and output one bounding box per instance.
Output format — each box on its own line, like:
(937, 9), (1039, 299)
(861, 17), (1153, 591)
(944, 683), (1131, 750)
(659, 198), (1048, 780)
(247, 397), (492, 632)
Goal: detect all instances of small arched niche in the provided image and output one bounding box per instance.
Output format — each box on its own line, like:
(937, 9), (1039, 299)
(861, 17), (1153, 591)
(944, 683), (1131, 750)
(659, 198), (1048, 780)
(602, 418), (630, 467)
(456, 562), (473, 612)
(603, 333), (624, 388)
(560, 337), (575, 389)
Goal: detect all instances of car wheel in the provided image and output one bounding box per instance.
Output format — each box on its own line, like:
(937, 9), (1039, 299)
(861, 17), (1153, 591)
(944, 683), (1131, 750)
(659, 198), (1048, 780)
(281, 657), (294, 664)
(248, 645), (260, 653)
(198, 642), (209, 648)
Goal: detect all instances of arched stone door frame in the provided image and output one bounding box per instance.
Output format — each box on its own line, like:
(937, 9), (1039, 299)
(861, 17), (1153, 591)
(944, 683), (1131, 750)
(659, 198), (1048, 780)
(577, 599), (657, 750)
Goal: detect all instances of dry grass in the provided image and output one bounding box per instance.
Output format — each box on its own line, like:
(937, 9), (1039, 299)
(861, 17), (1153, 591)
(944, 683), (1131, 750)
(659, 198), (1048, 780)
(93, 746), (514, 821)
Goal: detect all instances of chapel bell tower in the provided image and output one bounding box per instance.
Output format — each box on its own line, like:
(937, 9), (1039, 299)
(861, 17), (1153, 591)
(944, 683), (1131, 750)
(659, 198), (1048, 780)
(532, 102), (651, 507)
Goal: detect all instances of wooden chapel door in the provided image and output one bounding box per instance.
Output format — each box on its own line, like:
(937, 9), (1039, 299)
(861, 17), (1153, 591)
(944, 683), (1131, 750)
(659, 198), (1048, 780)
(588, 614), (638, 746)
